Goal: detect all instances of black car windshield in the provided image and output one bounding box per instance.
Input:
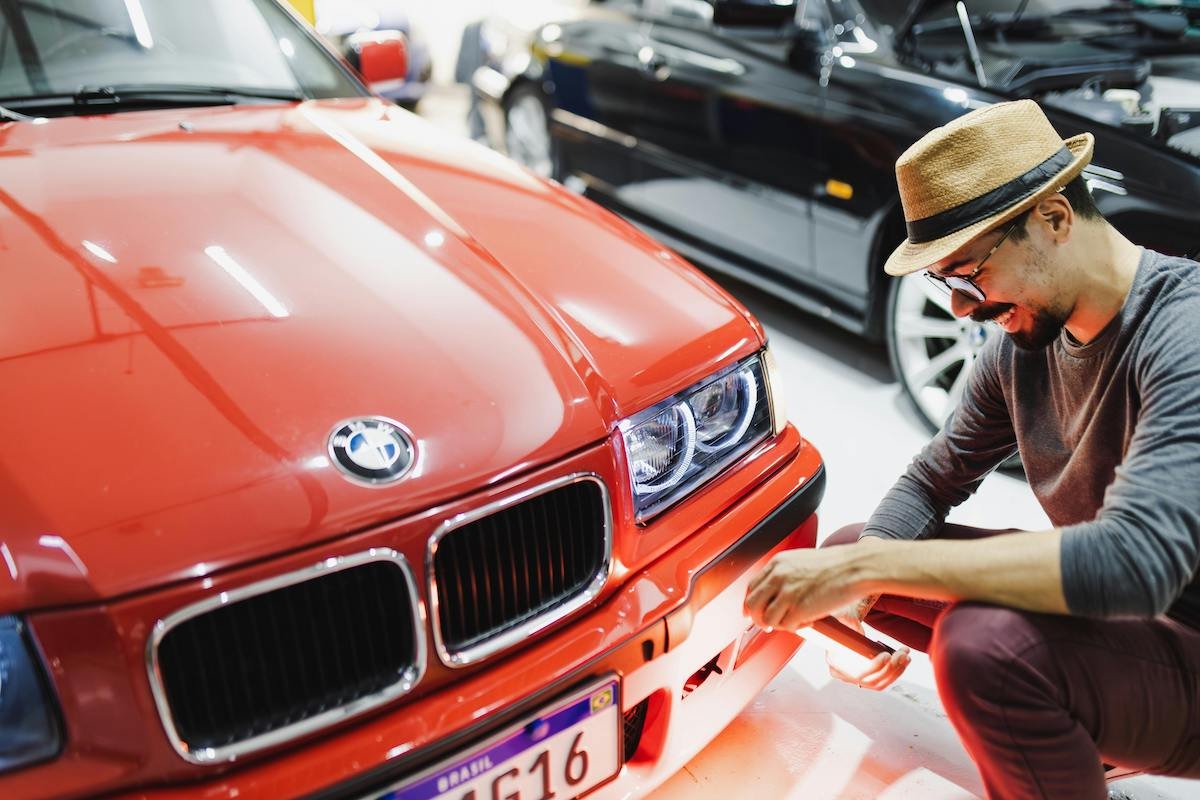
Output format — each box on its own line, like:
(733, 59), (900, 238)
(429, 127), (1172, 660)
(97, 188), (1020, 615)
(0, 0), (365, 112)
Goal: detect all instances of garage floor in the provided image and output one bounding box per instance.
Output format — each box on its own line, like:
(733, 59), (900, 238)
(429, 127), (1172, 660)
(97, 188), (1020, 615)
(411, 42), (1199, 800)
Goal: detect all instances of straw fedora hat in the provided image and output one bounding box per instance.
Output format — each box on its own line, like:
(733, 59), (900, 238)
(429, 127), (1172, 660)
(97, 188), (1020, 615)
(884, 99), (1094, 276)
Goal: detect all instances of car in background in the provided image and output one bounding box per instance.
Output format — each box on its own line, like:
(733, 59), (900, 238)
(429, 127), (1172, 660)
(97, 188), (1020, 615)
(316, 0), (432, 108)
(469, 0), (1200, 433)
(0, 0), (825, 797)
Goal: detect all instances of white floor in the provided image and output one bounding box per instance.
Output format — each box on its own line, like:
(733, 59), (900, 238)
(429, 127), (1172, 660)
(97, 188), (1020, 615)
(399, 10), (1200, 794)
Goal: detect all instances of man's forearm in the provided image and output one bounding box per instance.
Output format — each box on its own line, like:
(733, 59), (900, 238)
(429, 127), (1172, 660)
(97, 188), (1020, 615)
(851, 530), (1070, 614)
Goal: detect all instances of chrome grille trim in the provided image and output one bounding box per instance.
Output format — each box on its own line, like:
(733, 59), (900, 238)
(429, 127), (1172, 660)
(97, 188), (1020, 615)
(145, 548), (427, 764)
(427, 473), (612, 668)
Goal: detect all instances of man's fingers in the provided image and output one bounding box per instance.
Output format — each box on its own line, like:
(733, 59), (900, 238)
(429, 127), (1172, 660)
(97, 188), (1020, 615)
(743, 563), (778, 612)
(762, 591), (800, 630)
(827, 661), (856, 684)
(745, 560), (776, 596)
(857, 649), (911, 691)
(826, 651), (888, 684)
(826, 648), (910, 690)
(743, 578), (775, 621)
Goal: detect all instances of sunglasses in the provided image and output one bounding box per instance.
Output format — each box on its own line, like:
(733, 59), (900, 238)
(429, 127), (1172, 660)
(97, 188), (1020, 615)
(924, 218), (1021, 304)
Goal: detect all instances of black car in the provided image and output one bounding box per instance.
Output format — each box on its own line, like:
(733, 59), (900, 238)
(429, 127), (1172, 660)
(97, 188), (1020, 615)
(468, 0), (1200, 433)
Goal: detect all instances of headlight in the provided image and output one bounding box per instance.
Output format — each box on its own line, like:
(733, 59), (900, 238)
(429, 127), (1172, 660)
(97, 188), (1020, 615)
(0, 616), (61, 774)
(620, 352), (776, 522)
(627, 404), (696, 494)
(690, 368), (757, 450)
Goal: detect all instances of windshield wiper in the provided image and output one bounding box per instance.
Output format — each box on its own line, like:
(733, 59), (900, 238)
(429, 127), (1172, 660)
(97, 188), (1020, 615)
(0, 102), (31, 122)
(0, 84), (304, 115)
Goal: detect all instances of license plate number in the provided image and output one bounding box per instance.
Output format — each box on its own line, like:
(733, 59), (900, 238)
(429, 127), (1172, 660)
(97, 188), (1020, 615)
(380, 678), (621, 800)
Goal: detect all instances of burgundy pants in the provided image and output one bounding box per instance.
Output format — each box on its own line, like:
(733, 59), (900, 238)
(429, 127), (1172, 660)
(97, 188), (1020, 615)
(825, 523), (1200, 799)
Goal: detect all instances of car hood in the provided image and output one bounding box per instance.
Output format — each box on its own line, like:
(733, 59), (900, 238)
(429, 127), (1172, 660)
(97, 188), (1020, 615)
(0, 99), (758, 609)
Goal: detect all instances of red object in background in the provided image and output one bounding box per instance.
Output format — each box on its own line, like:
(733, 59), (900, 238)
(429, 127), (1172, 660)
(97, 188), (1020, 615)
(0, 98), (825, 799)
(350, 29), (409, 86)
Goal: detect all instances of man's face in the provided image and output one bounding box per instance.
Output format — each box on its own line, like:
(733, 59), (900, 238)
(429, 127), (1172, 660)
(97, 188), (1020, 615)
(930, 217), (1073, 351)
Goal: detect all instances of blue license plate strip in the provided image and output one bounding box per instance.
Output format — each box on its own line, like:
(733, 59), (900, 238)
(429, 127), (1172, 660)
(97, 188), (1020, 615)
(378, 677), (620, 800)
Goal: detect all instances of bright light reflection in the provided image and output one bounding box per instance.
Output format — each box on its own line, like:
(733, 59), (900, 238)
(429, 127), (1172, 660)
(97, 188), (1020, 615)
(205, 245), (290, 319)
(386, 743), (413, 760)
(852, 27), (878, 53)
(299, 105), (468, 238)
(38, 534), (88, 575)
(0, 543), (17, 580)
(943, 87), (969, 106)
(82, 240), (118, 263)
(305, 455), (330, 470)
(123, 0), (154, 48)
(424, 230), (445, 248)
(279, 37), (295, 58)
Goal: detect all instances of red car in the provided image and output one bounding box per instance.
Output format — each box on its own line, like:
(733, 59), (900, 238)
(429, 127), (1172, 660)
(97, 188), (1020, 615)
(0, 2), (824, 798)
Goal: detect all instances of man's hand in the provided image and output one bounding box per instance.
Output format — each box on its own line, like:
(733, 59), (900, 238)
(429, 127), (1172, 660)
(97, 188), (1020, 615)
(827, 593), (911, 689)
(826, 646), (911, 691)
(744, 547), (868, 631)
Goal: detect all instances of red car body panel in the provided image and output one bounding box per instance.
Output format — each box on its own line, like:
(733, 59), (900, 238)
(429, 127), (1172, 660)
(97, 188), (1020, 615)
(0, 99), (760, 611)
(0, 98), (822, 799)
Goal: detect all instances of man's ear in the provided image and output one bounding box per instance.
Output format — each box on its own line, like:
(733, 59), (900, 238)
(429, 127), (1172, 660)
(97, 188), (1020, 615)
(1034, 193), (1073, 243)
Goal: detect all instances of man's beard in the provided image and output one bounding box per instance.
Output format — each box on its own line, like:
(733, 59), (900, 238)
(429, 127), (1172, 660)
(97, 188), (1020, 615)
(972, 303), (1070, 350)
(1009, 307), (1069, 350)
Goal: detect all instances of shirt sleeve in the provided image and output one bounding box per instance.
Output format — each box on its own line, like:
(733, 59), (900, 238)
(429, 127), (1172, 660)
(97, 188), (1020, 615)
(1061, 287), (1200, 618)
(862, 335), (1019, 541)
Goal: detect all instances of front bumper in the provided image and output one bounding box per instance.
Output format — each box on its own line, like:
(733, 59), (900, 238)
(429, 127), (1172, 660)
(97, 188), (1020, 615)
(324, 448), (825, 800)
(18, 430), (822, 799)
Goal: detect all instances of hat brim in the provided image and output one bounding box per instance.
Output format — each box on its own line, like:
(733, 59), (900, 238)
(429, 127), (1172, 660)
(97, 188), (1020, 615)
(883, 132), (1094, 277)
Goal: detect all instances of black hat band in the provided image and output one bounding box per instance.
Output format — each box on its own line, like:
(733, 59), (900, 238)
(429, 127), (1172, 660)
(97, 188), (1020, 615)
(905, 147), (1074, 244)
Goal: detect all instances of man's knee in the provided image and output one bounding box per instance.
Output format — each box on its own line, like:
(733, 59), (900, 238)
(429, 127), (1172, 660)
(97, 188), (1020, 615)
(822, 523), (866, 548)
(930, 603), (1058, 712)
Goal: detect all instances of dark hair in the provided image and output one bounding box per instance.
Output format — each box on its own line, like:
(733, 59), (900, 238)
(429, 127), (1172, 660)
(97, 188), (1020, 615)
(1008, 175), (1101, 240)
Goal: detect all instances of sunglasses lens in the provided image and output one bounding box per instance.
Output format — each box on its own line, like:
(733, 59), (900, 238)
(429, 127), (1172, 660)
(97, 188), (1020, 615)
(925, 273), (951, 295)
(945, 277), (984, 302)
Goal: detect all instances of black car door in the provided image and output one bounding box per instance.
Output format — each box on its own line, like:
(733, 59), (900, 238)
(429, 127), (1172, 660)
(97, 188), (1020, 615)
(621, 0), (828, 286)
(544, 1), (654, 192)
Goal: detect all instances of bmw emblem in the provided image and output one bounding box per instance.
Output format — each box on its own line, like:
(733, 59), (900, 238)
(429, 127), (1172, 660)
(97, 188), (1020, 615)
(328, 417), (415, 486)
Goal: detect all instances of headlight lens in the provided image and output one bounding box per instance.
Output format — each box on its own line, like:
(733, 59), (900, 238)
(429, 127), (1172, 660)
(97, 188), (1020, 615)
(690, 368), (757, 451)
(0, 616), (61, 774)
(627, 404), (696, 493)
(620, 352), (776, 522)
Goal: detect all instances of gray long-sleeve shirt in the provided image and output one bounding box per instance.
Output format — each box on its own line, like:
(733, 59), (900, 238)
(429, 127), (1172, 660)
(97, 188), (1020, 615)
(863, 249), (1200, 623)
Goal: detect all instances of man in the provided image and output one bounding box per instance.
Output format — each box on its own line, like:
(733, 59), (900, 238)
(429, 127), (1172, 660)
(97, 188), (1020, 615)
(744, 99), (1200, 797)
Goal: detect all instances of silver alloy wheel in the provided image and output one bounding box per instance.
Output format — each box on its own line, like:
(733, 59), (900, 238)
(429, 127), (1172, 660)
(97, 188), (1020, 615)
(505, 91), (554, 178)
(890, 271), (993, 431)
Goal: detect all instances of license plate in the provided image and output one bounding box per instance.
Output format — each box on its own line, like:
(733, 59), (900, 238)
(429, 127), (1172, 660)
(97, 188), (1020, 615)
(378, 678), (621, 800)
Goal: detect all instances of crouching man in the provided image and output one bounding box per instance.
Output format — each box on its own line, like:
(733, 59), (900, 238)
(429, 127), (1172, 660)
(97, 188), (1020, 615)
(745, 99), (1200, 798)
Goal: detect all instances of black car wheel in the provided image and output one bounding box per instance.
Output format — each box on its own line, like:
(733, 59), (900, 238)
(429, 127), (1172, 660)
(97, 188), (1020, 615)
(886, 272), (985, 435)
(504, 84), (555, 179)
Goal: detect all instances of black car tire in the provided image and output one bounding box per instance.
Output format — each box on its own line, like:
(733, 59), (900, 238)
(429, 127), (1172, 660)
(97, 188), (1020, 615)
(503, 83), (556, 179)
(886, 272), (968, 436)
